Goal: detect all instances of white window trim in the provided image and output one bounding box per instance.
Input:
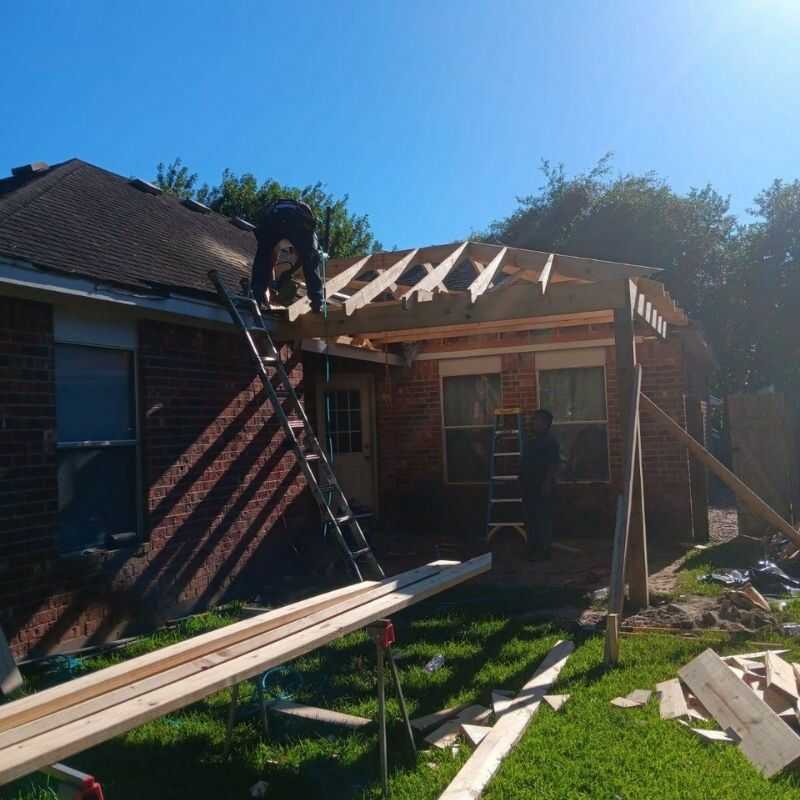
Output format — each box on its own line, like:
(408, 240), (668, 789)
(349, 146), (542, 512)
(54, 308), (142, 551)
(535, 357), (612, 484)
(440, 358), (501, 486)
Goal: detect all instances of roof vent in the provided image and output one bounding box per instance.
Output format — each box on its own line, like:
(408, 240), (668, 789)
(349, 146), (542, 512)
(129, 178), (163, 195)
(11, 162), (49, 177)
(231, 216), (256, 231)
(182, 197), (211, 214)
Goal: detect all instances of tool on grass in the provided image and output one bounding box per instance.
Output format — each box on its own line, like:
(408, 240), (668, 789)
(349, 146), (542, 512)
(40, 763), (105, 800)
(486, 408), (527, 544)
(366, 618), (416, 798)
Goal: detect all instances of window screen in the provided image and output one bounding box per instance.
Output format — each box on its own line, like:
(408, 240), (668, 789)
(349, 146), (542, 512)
(442, 373), (500, 483)
(55, 344), (138, 552)
(538, 366), (609, 482)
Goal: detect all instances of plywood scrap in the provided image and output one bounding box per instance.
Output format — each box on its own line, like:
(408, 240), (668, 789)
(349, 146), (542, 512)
(268, 701), (370, 728)
(611, 688), (651, 709)
(733, 656), (765, 673)
(765, 651), (799, 700)
(611, 696), (640, 709)
(491, 691), (514, 719)
(460, 724), (491, 747)
(543, 694), (569, 712)
(439, 640), (574, 800)
(721, 649), (787, 662)
(411, 702), (473, 733)
(655, 679), (688, 720)
(425, 706), (491, 748)
(457, 705), (492, 726)
(690, 727), (739, 744)
(679, 648), (800, 778)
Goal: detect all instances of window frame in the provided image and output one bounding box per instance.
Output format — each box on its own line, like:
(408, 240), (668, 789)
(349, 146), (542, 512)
(54, 337), (142, 553)
(535, 363), (611, 484)
(440, 358), (501, 486)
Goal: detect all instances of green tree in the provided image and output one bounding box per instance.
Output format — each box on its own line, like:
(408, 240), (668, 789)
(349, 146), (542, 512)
(154, 159), (379, 259)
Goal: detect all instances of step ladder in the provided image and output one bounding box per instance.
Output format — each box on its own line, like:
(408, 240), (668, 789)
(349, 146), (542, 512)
(486, 407), (527, 543)
(208, 270), (384, 581)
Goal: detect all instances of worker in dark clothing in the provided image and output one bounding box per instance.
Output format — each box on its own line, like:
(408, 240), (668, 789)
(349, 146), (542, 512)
(520, 409), (560, 560)
(251, 198), (325, 312)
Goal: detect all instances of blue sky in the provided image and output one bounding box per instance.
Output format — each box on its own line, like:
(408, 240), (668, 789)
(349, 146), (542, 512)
(1, 1), (799, 249)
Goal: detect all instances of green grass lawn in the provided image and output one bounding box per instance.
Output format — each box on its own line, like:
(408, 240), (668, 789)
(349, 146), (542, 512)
(4, 585), (800, 800)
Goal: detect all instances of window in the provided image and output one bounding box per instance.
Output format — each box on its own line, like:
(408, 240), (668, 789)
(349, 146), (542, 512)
(442, 373), (500, 483)
(55, 343), (138, 553)
(538, 366), (609, 482)
(323, 390), (362, 454)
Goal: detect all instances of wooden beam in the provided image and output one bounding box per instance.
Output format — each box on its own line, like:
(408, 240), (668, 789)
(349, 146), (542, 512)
(287, 254), (373, 321)
(343, 249), (419, 316)
(679, 648), (800, 777)
(614, 291), (649, 610)
(406, 241), (469, 297)
(439, 640), (574, 800)
(281, 278), (631, 341)
(640, 393), (800, 548)
(268, 700), (371, 728)
(537, 253), (555, 295)
(0, 556), (491, 785)
(468, 247), (508, 303)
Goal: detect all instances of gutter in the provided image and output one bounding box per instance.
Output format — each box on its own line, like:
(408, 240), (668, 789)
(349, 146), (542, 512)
(0, 257), (263, 329)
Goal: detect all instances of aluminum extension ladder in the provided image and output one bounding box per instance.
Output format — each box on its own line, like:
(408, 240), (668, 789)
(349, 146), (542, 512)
(208, 270), (384, 581)
(486, 407), (527, 543)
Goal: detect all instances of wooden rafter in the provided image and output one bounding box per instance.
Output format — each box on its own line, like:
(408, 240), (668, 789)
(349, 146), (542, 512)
(468, 247), (509, 303)
(287, 254), (373, 321)
(538, 253), (555, 294)
(404, 241), (468, 297)
(343, 249), (418, 316)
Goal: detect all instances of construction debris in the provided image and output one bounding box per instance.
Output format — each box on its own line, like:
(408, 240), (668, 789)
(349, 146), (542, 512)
(542, 694), (569, 711)
(610, 688), (652, 708)
(655, 679), (688, 720)
(460, 723), (491, 746)
(424, 705), (492, 749)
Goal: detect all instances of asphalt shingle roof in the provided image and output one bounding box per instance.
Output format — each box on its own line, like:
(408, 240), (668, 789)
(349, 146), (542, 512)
(0, 159), (256, 296)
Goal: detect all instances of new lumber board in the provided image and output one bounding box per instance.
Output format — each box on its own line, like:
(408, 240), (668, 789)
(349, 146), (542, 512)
(438, 639), (574, 800)
(0, 577), (382, 735)
(0, 554), (491, 785)
(656, 679), (688, 720)
(268, 701), (370, 728)
(0, 563), (450, 752)
(679, 648), (800, 777)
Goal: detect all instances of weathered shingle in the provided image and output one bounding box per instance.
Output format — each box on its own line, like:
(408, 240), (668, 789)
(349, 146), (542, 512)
(0, 159), (256, 296)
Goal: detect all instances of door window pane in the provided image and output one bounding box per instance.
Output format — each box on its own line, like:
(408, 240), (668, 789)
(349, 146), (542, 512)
(55, 344), (135, 441)
(57, 447), (138, 552)
(443, 374), (500, 426)
(324, 390), (363, 454)
(445, 429), (493, 483)
(538, 367), (606, 421)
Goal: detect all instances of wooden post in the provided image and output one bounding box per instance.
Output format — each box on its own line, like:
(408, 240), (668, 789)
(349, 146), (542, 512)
(613, 289), (649, 609)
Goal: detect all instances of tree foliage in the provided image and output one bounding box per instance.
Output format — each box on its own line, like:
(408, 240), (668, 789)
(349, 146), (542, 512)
(484, 158), (800, 402)
(154, 158), (379, 259)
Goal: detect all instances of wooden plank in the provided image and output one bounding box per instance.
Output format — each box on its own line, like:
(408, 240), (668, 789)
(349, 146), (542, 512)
(282, 278), (632, 341)
(537, 253), (555, 295)
(491, 690), (514, 719)
(656, 679), (688, 720)
(611, 696), (640, 708)
(287, 254), (373, 321)
(640, 393), (800, 548)
(627, 689), (652, 705)
(425, 705), (491, 748)
(343, 249), (419, 315)
(468, 247), (508, 303)
(679, 648), (800, 777)
(0, 555), (491, 785)
(460, 724), (491, 747)
(722, 649), (788, 662)
(408, 241), (469, 296)
(269, 700), (370, 728)
(0, 564), (453, 750)
(439, 640), (574, 800)
(411, 702), (473, 733)
(690, 727), (738, 743)
(0, 628), (21, 697)
(765, 652), (799, 700)
(542, 694), (569, 711)
(457, 705), (492, 725)
(0, 578), (383, 737)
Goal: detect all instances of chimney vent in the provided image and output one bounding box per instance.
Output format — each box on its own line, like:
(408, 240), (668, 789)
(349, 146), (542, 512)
(11, 162), (49, 177)
(129, 178), (162, 195)
(231, 216), (255, 231)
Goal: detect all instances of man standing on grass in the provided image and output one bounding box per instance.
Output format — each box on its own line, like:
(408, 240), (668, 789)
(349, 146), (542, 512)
(521, 409), (560, 561)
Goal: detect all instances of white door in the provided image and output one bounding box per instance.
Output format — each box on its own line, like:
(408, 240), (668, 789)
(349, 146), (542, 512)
(316, 374), (376, 509)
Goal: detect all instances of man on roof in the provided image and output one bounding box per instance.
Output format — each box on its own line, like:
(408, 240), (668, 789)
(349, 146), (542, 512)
(250, 198), (325, 312)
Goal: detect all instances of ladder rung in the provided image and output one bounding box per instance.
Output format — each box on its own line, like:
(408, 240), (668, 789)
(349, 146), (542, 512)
(288, 419), (305, 428)
(490, 498), (523, 503)
(488, 521), (526, 527)
(303, 451), (321, 461)
(261, 355), (278, 364)
(494, 451), (520, 457)
(351, 547), (372, 558)
(336, 512), (373, 524)
(492, 475), (519, 480)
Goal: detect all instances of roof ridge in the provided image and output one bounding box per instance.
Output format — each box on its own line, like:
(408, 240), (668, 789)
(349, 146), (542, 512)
(0, 159), (85, 226)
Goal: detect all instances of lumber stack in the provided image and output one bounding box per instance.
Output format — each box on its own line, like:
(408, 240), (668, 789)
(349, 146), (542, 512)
(0, 555), (491, 786)
(610, 647), (800, 778)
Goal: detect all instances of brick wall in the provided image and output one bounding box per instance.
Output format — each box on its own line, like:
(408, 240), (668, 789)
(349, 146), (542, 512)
(0, 302), (314, 658)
